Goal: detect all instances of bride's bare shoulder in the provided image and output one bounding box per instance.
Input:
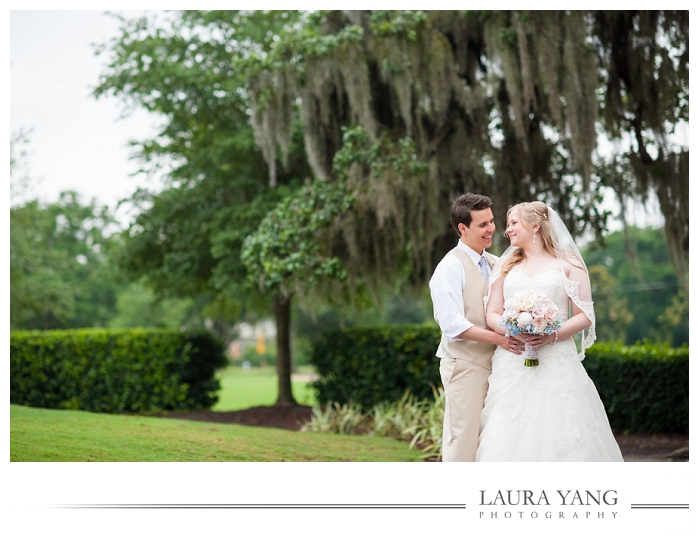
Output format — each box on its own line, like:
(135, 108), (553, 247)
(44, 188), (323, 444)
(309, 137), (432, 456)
(559, 253), (586, 276)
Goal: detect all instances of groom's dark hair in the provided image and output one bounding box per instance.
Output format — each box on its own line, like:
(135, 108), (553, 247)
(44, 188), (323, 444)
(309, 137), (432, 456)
(450, 193), (493, 235)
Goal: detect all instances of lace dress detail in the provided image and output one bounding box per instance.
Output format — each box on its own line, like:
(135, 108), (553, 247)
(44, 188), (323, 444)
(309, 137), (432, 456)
(562, 274), (596, 360)
(476, 270), (623, 462)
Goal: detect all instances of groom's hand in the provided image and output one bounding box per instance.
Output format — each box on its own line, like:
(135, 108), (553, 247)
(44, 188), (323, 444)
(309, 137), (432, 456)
(497, 334), (525, 355)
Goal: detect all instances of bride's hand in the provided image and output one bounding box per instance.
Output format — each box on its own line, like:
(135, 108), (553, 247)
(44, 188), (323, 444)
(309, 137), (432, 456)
(521, 334), (545, 348)
(527, 334), (558, 348)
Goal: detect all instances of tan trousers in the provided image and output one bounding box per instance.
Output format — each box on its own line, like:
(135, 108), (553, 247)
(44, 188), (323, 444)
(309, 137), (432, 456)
(440, 357), (491, 462)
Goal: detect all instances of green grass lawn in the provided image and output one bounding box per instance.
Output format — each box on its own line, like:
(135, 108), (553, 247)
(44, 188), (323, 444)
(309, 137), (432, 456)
(213, 365), (317, 410)
(10, 404), (420, 462)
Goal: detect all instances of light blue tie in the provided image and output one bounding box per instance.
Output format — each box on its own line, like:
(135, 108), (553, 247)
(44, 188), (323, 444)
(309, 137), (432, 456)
(478, 255), (489, 282)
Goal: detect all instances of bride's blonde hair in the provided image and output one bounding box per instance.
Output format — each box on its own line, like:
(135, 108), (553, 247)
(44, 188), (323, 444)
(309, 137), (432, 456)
(501, 201), (557, 277)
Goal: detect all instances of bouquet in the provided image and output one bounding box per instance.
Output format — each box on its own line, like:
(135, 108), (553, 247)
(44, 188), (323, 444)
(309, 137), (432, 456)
(499, 291), (563, 367)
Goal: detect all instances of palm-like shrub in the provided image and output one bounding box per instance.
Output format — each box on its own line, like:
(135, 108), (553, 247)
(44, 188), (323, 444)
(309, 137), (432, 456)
(301, 387), (445, 460)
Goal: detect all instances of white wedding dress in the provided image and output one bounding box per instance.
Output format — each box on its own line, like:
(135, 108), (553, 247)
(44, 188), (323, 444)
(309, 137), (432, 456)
(476, 269), (624, 462)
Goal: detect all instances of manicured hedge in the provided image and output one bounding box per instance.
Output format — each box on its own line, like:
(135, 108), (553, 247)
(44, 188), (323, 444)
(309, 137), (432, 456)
(10, 328), (227, 413)
(584, 342), (689, 434)
(311, 326), (442, 409)
(311, 326), (688, 433)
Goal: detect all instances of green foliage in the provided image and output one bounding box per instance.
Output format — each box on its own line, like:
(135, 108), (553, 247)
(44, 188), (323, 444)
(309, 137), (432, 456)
(246, 9), (688, 292)
(95, 11), (307, 284)
(368, 389), (437, 445)
(311, 326), (688, 434)
(10, 130), (32, 204)
(229, 340), (278, 369)
(10, 192), (122, 330)
(251, 13), (364, 75)
(89, 12), (687, 413)
(115, 179), (278, 321)
(310, 325), (441, 409)
(108, 282), (195, 329)
(94, 11), (316, 347)
(294, 291), (431, 347)
(584, 226), (687, 345)
(252, 10), (428, 77)
(587, 264), (634, 343)
(288, 22), (364, 59)
(241, 178), (354, 296)
(369, 10), (429, 41)
(301, 401), (368, 435)
(406, 386), (445, 460)
(333, 125), (429, 179)
(584, 342), (689, 434)
(94, 10), (321, 404)
(301, 387), (444, 460)
(10, 329), (227, 413)
(10, 136), (213, 334)
(242, 125), (430, 301)
(656, 288), (689, 343)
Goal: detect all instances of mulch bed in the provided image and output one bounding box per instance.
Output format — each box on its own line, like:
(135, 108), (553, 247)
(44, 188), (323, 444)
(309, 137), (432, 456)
(161, 406), (688, 462)
(164, 405), (314, 431)
(613, 432), (689, 462)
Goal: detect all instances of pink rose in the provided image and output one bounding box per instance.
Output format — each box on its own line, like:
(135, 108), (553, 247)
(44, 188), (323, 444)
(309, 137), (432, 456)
(531, 316), (547, 333)
(544, 307), (559, 322)
(531, 305), (545, 318)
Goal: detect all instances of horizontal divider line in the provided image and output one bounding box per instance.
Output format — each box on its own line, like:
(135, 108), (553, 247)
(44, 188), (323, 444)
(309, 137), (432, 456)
(45, 503), (690, 510)
(47, 503), (467, 510)
(630, 504), (688, 509)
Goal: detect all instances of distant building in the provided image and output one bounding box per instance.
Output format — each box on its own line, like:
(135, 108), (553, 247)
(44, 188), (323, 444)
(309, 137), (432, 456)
(227, 319), (276, 365)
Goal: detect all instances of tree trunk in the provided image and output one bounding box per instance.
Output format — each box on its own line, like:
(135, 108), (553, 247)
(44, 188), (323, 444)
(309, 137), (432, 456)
(274, 294), (297, 407)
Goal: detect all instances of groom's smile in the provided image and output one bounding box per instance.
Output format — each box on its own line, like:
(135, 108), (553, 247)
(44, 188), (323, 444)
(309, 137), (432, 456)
(459, 207), (495, 254)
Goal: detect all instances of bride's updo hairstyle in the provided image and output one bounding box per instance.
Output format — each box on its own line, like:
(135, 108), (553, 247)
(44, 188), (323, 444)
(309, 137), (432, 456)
(501, 201), (556, 277)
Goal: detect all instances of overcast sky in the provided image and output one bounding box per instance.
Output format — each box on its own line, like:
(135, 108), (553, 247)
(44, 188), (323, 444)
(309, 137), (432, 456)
(10, 9), (165, 223)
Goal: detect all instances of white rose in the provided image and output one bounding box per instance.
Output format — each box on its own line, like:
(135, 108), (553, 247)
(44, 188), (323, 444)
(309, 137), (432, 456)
(517, 312), (533, 326)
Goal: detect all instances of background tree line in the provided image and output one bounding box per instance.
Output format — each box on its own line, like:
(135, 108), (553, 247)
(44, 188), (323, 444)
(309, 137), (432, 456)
(10, 10), (688, 407)
(10, 152), (688, 346)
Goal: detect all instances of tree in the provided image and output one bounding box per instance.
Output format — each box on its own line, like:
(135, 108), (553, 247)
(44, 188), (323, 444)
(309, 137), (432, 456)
(593, 11), (689, 295)
(10, 130), (33, 206)
(107, 282), (195, 330)
(586, 264), (634, 344)
(95, 11), (688, 404)
(10, 191), (121, 330)
(241, 176), (353, 404)
(584, 226), (686, 346)
(94, 10), (313, 405)
(245, 10), (687, 303)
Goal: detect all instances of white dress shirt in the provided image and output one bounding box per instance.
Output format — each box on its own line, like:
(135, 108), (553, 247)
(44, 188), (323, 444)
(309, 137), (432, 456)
(429, 241), (492, 358)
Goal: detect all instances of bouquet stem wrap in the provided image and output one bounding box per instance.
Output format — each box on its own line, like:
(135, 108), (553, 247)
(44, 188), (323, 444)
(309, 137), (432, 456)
(523, 343), (539, 367)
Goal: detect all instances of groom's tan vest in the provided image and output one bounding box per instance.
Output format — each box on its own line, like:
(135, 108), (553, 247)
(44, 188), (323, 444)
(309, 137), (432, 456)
(441, 248), (496, 367)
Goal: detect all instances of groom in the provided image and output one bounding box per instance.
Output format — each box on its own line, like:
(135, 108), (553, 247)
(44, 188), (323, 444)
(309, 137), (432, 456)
(429, 193), (524, 462)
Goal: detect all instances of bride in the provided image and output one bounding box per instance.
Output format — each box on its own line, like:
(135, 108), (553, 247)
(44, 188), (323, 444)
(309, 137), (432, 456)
(476, 201), (623, 462)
